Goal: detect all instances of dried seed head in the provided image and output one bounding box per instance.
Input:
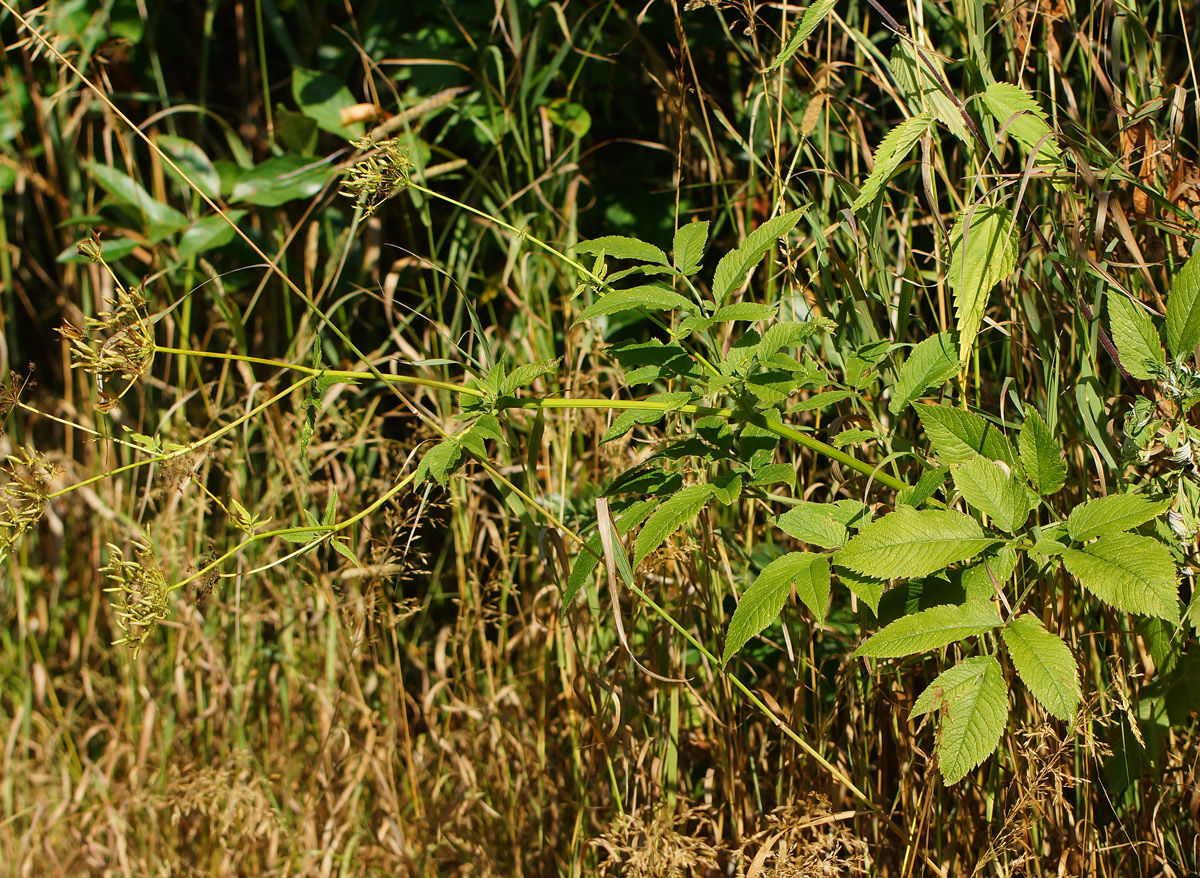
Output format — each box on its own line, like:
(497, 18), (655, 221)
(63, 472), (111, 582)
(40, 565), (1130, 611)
(341, 138), (412, 216)
(0, 446), (56, 564)
(102, 539), (171, 657)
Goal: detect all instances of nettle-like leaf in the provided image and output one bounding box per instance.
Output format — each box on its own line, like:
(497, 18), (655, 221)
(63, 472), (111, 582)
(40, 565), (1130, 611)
(913, 655), (1010, 785)
(575, 285), (698, 324)
(1165, 249), (1200, 360)
(499, 359), (560, 396)
(710, 207), (805, 305)
(766, 0), (839, 71)
(1061, 533), (1179, 623)
(602, 391), (694, 443)
(758, 318), (835, 360)
(855, 600), (1001, 657)
(711, 473), (743, 505)
(889, 332), (960, 415)
(1066, 493), (1171, 542)
(888, 42), (970, 143)
(916, 402), (1016, 466)
(749, 462), (797, 490)
(610, 339), (702, 386)
(850, 111), (933, 211)
(673, 220), (711, 275)
(723, 552), (830, 663)
(959, 545), (1018, 602)
(981, 82), (1063, 167)
(414, 436), (464, 487)
(838, 508), (996, 579)
(1108, 295), (1165, 381)
(776, 503), (849, 549)
(634, 483), (714, 567)
(1001, 614), (1081, 721)
(948, 204), (1019, 363)
(1018, 408), (1066, 496)
(563, 499), (657, 609)
(951, 455), (1030, 534)
(573, 235), (669, 266)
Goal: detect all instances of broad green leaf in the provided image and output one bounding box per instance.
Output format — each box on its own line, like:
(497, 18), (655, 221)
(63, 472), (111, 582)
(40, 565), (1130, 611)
(1165, 249), (1200, 360)
(749, 463), (797, 490)
(576, 285), (697, 323)
(838, 508), (996, 579)
(788, 389), (856, 413)
(156, 134), (220, 200)
(758, 319), (834, 359)
(889, 332), (960, 415)
(329, 537), (357, 562)
(230, 155), (334, 206)
(959, 546), (1018, 602)
(177, 210), (245, 259)
(83, 160), (189, 239)
(57, 234), (138, 264)
(1001, 614), (1081, 721)
(634, 484), (714, 567)
(672, 220), (710, 274)
(499, 358), (560, 396)
(1108, 295), (1164, 380)
(948, 204), (1018, 362)
(414, 437), (464, 487)
(292, 67), (364, 138)
(711, 473), (743, 505)
(855, 600), (1001, 657)
(888, 42), (970, 143)
(765, 0), (839, 71)
(723, 552), (828, 663)
(836, 565), (885, 614)
(1062, 533), (1179, 622)
(573, 235), (669, 266)
(710, 302), (777, 323)
(710, 208), (805, 305)
(951, 455), (1030, 533)
(775, 502), (849, 549)
(471, 413), (504, 442)
(1067, 493), (1171, 542)
(1018, 408), (1066, 496)
(563, 499), (656, 610)
(981, 82), (1062, 166)
(850, 112), (932, 211)
(916, 403), (1015, 465)
(915, 655), (1009, 785)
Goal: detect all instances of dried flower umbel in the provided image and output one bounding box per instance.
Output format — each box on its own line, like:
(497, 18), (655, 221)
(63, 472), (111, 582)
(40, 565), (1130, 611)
(102, 539), (171, 657)
(0, 446), (56, 564)
(60, 232), (156, 413)
(340, 138), (412, 216)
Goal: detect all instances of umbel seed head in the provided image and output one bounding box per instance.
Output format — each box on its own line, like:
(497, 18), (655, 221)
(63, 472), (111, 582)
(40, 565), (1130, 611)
(340, 138), (412, 216)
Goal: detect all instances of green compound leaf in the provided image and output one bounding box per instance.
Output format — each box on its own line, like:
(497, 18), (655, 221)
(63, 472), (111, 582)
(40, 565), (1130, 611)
(758, 318), (835, 360)
(562, 499), (656, 611)
(850, 112), (932, 212)
(414, 437), (464, 488)
(1001, 614), (1081, 721)
(913, 655), (1009, 785)
(710, 302), (778, 323)
(951, 455), (1030, 534)
(888, 42), (970, 143)
(1066, 493), (1171, 542)
(838, 508), (996, 580)
(1108, 294), (1165, 381)
(575, 285), (698, 324)
(836, 565), (885, 614)
(573, 235), (669, 266)
(723, 552), (829, 664)
(916, 402), (1016, 466)
(981, 82), (1063, 167)
(1018, 408), (1066, 496)
(1165, 249), (1200, 360)
(855, 600), (1002, 658)
(499, 358), (560, 396)
(948, 204), (1019, 363)
(766, 0), (839, 71)
(889, 332), (960, 415)
(672, 220), (710, 275)
(1062, 533), (1179, 623)
(710, 207), (805, 305)
(634, 484), (715, 567)
(775, 502), (850, 549)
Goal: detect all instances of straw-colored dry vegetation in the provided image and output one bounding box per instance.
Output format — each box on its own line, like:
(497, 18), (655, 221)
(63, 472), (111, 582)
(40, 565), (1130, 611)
(2, 0), (1200, 875)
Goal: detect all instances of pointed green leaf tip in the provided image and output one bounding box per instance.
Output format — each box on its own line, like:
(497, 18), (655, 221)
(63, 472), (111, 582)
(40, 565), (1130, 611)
(948, 204), (1018, 363)
(889, 332), (959, 415)
(672, 220), (710, 275)
(723, 552), (829, 664)
(1062, 533), (1179, 623)
(913, 655), (1009, 784)
(1165, 249), (1200, 360)
(710, 208), (805, 305)
(765, 0), (839, 71)
(1018, 408), (1065, 496)
(634, 484), (714, 567)
(851, 112), (932, 211)
(1001, 615), (1080, 721)
(1108, 294), (1164, 380)
(855, 601), (1001, 658)
(838, 508), (996, 580)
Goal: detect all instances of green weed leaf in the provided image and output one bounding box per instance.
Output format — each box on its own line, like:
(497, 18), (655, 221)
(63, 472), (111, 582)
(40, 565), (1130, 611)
(634, 484), (715, 567)
(948, 204), (1018, 363)
(177, 211), (245, 258)
(766, 0), (839, 71)
(573, 235), (669, 266)
(888, 43), (970, 143)
(293, 67), (364, 138)
(1066, 493), (1171, 542)
(576, 285), (697, 323)
(710, 302), (777, 323)
(499, 358), (560, 396)
(1018, 408), (1066, 496)
(723, 552), (829, 664)
(415, 437), (464, 488)
(672, 220), (710, 274)
(838, 508), (996, 579)
(916, 403), (1015, 465)
(897, 465), (950, 508)
(951, 455), (1030, 533)
(711, 208), (805, 305)
(850, 112), (932, 211)
(1108, 295), (1165, 380)
(775, 502), (850, 548)
(1001, 614), (1080, 721)
(563, 499), (656, 610)
(913, 655), (1009, 785)
(1062, 533), (1179, 622)
(84, 160), (189, 239)
(981, 82), (1063, 167)
(889, 332), (960, 415)
(1165, 249), (1200, 360)
(836, 565), (885, 614)
(855, 600), (1002, 657)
